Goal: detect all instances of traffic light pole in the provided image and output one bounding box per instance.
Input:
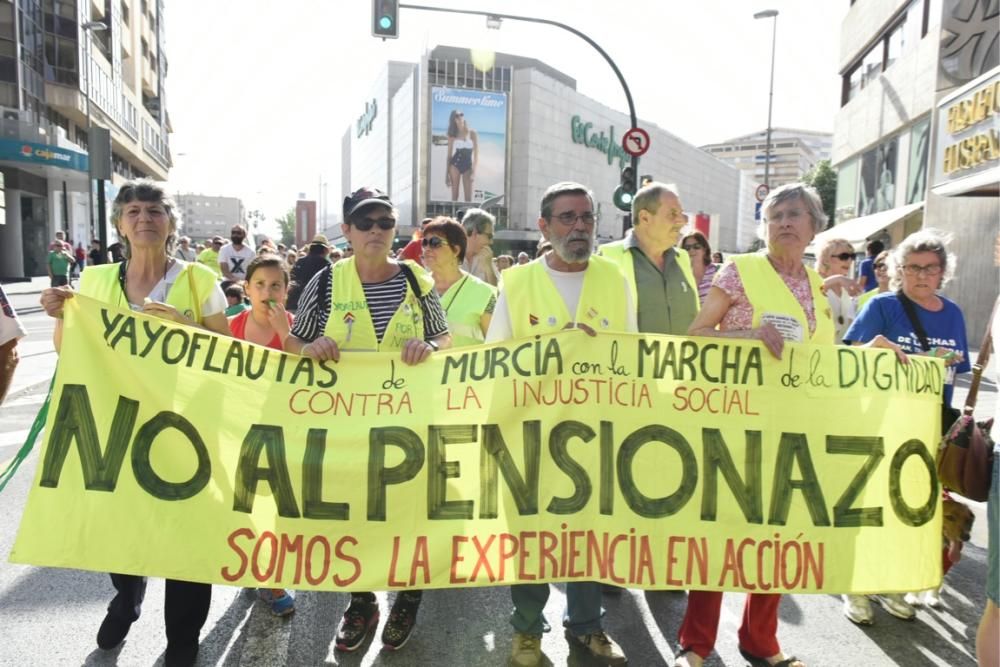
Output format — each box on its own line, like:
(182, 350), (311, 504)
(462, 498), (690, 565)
(399, 4), (639, 231)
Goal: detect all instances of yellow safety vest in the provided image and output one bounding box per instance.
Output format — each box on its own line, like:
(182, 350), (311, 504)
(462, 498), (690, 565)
(730, 253), (835, 344)
(502, 255), (628, 338)
(441, 273), (496, 348)
(322, 257), (434, 351)
(598, 239), (700, 313)
(196, 249), (221, 277)
(78, 261), (219, 325)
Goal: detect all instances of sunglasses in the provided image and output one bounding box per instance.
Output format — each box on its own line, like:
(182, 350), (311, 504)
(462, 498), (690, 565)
(421, 236), (448, 248)
(831, 252), (854, 261)
(352, 217), (396, 232)
(682, 243), (703, 251)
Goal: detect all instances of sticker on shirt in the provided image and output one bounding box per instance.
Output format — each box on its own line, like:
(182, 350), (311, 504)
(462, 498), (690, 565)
(760, 312), (804, 343)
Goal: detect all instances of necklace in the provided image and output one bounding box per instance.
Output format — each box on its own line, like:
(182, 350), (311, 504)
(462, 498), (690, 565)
(765, 253), (805, 279)
(118, 256), (173, 306)
(440, 275), (469, 315)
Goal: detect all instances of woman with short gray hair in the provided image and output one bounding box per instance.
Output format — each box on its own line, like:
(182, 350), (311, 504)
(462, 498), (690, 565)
(843, 228), (970, 623)
(461, 207), (498, 286)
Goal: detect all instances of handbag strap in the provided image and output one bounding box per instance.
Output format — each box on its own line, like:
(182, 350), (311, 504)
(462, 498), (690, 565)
(897, 290), (932, 351)
(962, 296), (998, 414)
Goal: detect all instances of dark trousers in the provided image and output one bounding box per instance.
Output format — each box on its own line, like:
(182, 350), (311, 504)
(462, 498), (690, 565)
(108, 573), (211, 645)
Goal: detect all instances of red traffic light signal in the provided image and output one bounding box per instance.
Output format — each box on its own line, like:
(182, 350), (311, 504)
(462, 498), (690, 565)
(372, 0), (399, 39)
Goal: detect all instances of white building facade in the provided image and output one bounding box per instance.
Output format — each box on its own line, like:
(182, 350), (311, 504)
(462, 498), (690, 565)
(341, 46), (754, 256)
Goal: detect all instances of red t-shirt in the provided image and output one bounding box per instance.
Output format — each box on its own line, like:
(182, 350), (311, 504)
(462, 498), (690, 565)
(228, 309), (294, 351)
(397, 238), (424, 265)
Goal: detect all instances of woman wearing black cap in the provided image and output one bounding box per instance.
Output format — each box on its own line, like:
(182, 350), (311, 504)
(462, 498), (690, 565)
(285, 186), (451, 653)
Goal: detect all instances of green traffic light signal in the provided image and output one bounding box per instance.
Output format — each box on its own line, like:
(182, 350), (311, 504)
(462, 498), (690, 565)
(379, 16), (392, 29)
(372, 0), (399, 39)
(613, 186), (633, 212)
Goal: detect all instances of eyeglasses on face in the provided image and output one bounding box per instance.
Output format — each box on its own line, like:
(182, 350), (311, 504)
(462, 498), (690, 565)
(682, 242), (704, 252)
(903, 263), (942, 276)
(874, 262), (887, 271)
(550, 212), (597, 226)
(831, 252), (854, 262)
(421, 236), (448, 248)
(352, 216), (396, 232)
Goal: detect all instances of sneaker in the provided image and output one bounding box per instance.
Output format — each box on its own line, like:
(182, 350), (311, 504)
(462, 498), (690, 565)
(843, 594), (874, 625)
(567, 629), (627, 665)
(870, 593), (916, 620)
(258, 588), (295, 617)
(96, 612), (132, 650)
(906, 587), (942, 608)
(381, 592), (421, 650)
(335, 596), (380, 652)
(510, 632), (542, 667)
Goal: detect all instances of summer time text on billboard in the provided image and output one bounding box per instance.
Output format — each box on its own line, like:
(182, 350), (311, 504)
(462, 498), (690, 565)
(429, 86), (508, 204)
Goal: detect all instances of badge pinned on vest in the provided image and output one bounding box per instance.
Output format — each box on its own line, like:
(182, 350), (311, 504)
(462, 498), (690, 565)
(586, 306), (599, 319)
(183, 309), (195, 320)
(529, 314), (539, 327)
(343, 312), (356, 341)
(547, 316), (557, 327)
(601, 317), (610, 329)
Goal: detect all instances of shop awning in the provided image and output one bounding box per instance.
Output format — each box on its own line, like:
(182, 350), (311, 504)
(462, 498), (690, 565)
(809, 202), (924, 253)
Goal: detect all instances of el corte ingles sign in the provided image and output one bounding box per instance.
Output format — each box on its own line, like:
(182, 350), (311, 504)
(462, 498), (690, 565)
(570, 115), (628, 168)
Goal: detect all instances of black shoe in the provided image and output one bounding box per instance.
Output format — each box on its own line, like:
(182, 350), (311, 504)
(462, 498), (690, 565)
(96, 612), (132, 650)
(164, 639), (199, 667)
(336, 596), (380, 652)
(381, 592), (422, 650)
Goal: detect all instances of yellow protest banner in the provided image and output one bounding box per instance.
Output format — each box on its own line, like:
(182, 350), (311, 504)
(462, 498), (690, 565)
(11, 295), (946, 594)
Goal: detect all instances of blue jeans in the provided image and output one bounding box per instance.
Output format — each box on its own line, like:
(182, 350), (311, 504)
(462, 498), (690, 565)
(987, 443), (999, 606)
(510, 582), (604, 636)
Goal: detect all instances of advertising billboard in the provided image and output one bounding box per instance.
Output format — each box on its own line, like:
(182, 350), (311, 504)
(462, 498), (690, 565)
(429, 86), (507, 204)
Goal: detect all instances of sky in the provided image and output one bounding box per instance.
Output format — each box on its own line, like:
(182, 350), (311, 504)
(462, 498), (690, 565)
(163, 0), (848, 230)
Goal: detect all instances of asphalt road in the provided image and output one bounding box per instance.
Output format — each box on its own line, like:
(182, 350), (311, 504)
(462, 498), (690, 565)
(0, 302), (994, 666)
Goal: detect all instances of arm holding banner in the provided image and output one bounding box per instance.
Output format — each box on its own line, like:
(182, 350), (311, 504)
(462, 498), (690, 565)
(689, 285), (785, 359)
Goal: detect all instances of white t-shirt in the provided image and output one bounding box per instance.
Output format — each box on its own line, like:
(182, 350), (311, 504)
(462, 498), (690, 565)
(174, 246), (197, 262)
(217, 243), (256, 278)
(125, 260), (227, 317)
(0, 285), (26, 346)
(486, 257), (637, 342)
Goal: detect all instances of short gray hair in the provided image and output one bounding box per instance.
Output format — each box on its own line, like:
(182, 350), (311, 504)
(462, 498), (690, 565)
(888, 228), (956, 291)
(461, 208), (495, 236)
(631, 182), (680, 220)
(761, 183), (827, 234)
(111, 178), (179, 258)
(539, 182), (594, 219)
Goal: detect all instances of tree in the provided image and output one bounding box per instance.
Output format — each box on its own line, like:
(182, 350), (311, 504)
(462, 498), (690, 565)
(277, 209), (295, 247)
(803, 159), (837, 229)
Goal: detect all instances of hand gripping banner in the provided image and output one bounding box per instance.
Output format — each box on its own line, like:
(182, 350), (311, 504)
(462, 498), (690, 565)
(11, 295), (946, 594)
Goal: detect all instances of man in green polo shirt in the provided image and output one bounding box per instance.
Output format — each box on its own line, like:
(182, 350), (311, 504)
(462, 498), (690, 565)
(599, 181), (699, 335)
(47, 239), (75, 287)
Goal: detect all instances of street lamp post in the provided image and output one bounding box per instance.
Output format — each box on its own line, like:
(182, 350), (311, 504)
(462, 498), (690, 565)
(81, 20), (106, 242)
(754, 9), (778, 190)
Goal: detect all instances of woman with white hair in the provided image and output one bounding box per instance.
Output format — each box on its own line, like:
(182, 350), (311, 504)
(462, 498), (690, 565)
(842, 228), (971, 624)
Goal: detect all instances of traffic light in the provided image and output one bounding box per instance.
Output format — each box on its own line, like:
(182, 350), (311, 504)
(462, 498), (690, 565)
(372, 0), (399, 39)
(613, 165), (636, 212)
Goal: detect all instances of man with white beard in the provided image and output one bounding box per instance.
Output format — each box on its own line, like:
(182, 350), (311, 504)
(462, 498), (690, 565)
(485, 181), (635, 666)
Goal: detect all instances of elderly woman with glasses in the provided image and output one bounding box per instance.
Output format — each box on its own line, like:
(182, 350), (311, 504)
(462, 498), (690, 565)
(38, 179), (230, 665)
(842, 228), (971, 624)
(420, 216), (496, 346)
(461, 208), (498, 286)
(284, 187), (451, 653)
(678, 183), (840, 667)
(815, 237), (863, 342)
(680, 230), (719, 304)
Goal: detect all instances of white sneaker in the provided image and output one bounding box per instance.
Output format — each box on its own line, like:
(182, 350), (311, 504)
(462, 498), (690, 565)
(843, 594), (874, 625)
(870, 593), (916, 620)
(906, 587), (942, 608)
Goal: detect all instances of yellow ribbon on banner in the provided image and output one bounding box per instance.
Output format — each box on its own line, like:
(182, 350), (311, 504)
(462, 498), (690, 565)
(11, 295), (946, 594)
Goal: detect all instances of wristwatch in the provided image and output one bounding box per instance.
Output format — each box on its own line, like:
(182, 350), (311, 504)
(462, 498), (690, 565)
(426, 339), (439, 352)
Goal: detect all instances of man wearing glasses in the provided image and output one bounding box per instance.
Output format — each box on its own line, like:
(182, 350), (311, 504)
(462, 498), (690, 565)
(599, 181), (700, 336)
(486, 182), (634, 666)
(461, 208), (499, 286)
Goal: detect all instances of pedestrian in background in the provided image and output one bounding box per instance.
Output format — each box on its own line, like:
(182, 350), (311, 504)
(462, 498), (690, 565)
(174, 235), (196, 261)
(88, 238), (108, 265)
(681, 229), (720, 305)
(856, 249), (891, 310)
(815, 237), (862, 342)
(462, 208), (498, 286)
(286, 234), (331, 312)
(218, 224), (255, 281)
(857, 239), (885, 292)
(46, 238), (74, 287)
(0, 284), (26, 405)
(39, 178), (229, 667)
(197, 236), (224, 278)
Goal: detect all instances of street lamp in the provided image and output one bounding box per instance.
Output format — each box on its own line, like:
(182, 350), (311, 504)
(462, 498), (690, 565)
(754, 9), (778, 190)
(81, 20), (106, 240)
